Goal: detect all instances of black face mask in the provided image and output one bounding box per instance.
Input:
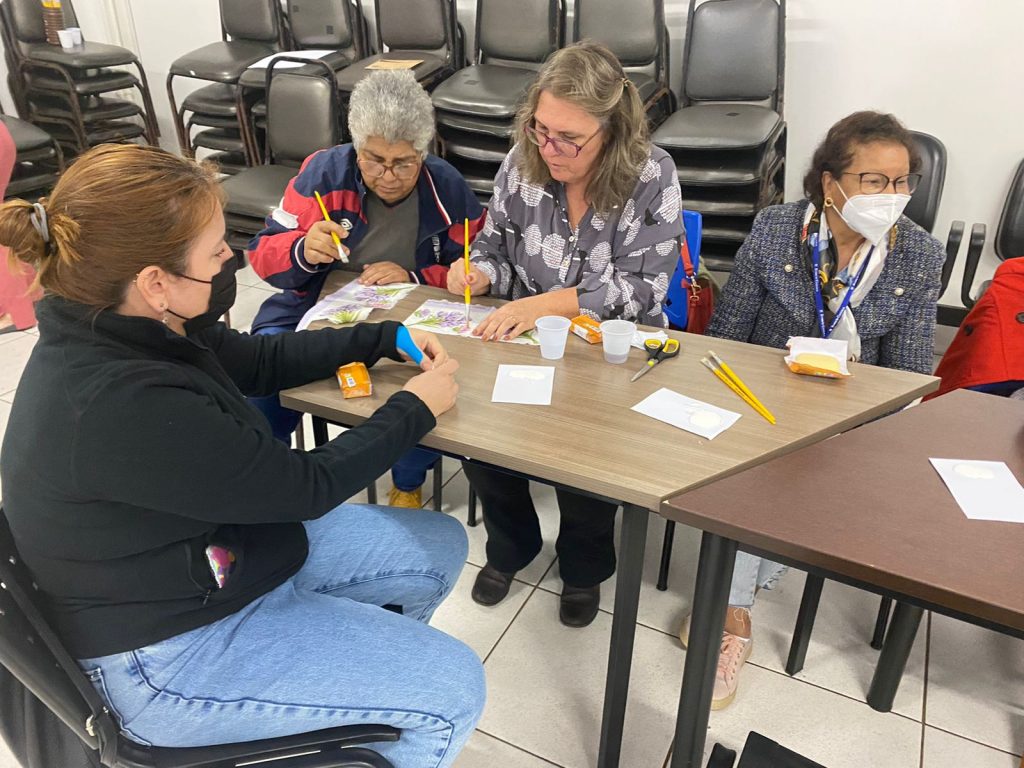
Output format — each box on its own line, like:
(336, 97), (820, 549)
(166, 256), (238, 335)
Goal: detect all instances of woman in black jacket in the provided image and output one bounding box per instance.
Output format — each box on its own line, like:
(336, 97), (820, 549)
(0, 144), (483, 768)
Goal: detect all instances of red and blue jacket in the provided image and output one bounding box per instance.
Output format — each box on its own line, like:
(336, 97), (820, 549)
(248, 144), (486, 332)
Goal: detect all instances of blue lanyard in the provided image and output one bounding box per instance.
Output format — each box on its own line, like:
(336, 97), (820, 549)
(811, 232), (874, 339)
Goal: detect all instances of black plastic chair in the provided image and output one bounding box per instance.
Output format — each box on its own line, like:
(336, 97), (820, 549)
(430, 0), (566, 201)
(0, 508), (398, 767)
(704, 731), (827, 767)
(166, 0), (284, 164)
(573, 0), (672, 126)
(0, 109), (64, 198)
(0, 0), (158, 155)
(652, 0), (786, 271)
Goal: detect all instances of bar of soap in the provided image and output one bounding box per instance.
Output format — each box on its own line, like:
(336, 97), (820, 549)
(794, 353), (842, 373)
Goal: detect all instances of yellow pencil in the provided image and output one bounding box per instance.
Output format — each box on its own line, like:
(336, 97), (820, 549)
(708, 350), (775, 423)
(463, 218), (471, 328)
(701, 358), (776, 424)
(313, 190), (348, 264)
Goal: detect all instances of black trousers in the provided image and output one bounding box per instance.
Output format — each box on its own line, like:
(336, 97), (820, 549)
(462, 462), (619, 588)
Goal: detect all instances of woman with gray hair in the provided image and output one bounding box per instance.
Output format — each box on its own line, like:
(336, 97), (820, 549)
(446, 41), (685, 627)
(249, 69), (485, 509)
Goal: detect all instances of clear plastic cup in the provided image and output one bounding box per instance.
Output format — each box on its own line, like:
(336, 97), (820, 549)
(600, 319), (635, 364)
(67, 27), (83, 46)
(57, 29), (75, 49)
(535, 315), (571, 360)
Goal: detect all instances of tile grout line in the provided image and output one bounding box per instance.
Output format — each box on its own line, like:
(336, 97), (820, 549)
(474, 727), (568, 767)
(481, 556), (559, 666)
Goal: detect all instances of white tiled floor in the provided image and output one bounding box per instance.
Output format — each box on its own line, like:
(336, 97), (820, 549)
(0, 290), (1021, 767)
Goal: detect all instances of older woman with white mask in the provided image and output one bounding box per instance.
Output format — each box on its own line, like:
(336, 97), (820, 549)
(685, 110), (946, 710)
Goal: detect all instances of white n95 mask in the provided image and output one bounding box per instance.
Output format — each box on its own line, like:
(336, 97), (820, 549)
(834, 185), (911, 245)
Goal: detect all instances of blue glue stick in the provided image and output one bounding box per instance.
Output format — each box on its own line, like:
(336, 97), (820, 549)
(395, 324), (424, 365)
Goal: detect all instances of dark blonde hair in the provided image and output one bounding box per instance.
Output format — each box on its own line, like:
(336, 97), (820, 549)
(514, 40), (649, 216)
(0, 143), (224, 311)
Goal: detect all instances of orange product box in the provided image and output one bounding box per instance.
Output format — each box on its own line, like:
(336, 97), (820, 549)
(336, 362), (372, 398)
(570, 315), (602, 344)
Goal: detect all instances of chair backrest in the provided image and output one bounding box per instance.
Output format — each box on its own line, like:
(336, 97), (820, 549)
(904, 130), (946, 234)
(996, 159), (1024, 260)
(682, 0), (784, 109)
(476, 0), (564, 68)
(574, 0), (663, 70)
(287, 0), (358, 54)
(221, 0), (281, 43)
(0, 511), (106, 755)
(266, 63), (342, 167)
(2, 0), (80, 50)
(375, 0), (453, 60)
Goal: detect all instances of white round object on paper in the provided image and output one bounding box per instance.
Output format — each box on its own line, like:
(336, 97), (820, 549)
(689, 410), (722, 430)
(953, 463), (995, 480)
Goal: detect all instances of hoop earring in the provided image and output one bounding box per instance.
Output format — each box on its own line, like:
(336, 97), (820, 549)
(823, 196), (834, 209)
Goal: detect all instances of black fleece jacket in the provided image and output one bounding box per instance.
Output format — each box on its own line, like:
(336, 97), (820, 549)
(0, 297), (435, 658)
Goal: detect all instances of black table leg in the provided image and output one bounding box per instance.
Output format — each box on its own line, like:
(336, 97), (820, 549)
(871, 596), (893, 650)
(656, 521), (676, 591)
(597, 503), (648, 768)
(785, 574), (824, 676)
(867, 601), (923, 711)
(670, 532), (738, 768)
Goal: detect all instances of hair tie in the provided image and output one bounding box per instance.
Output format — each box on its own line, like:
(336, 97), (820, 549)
(29, 202), (50, 245)
(621, 77), (629, 88)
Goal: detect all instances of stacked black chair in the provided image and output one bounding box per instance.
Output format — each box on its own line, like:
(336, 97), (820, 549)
(0, 509), (399, 768)
(242, 0), (367, 165)
(222, 59), (343, 253)
(0, 0), (158, 159)
(573, 0), (673, 128)
(167, 0), (284, 167)
(0, 108), (63, 198)
(430, 0), (566, 203)
(652, 0), (786, 271)
(333, 0), (458, 96)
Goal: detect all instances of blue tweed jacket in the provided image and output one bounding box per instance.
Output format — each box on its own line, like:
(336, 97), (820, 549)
(707, 200), (945, 374)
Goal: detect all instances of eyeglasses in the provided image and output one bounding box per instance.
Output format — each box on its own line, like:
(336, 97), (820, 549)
(525, 125), (601, 158)
(357, 157), (421, 181)
(839, 172), (923, 195)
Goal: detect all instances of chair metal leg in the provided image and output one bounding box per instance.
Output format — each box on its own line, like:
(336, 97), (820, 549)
(165, 73), (191, 156)
(467, 487), (478, 527)
(366, 480), (378, 505)
(133, 62), (160, 143)
(432, 456), (443, 512)
(785, 574), (824, 676)
(656, 520), (675, 591)
(871, 596), (893, 650)
(867, 601), (924, 711)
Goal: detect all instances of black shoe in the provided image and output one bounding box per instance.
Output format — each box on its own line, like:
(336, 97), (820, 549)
(472, 563), (515, 606)
(559, 584), (600, 627)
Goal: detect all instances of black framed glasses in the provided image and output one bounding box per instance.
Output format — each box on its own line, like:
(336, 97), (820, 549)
(839, 172), (923, 195)
(357, 157), (421, 181)
(524, 125), (601, 158)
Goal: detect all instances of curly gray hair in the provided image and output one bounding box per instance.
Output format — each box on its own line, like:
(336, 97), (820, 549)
(347, 70), (435, 156)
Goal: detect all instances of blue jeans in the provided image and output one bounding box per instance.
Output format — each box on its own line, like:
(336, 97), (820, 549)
(79, 504), (484, 768)
(729, 552), (786, 608)
(248, 324), (440, 491)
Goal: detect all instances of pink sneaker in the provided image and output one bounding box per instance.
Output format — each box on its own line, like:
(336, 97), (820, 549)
(712, 632), (752, 710)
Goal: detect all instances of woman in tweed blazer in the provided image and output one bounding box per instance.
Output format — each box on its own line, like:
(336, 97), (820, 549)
(689, 111), (946, 710)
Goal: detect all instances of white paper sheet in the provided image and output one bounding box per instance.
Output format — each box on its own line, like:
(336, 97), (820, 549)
(631, 388), (740, 440)
(248, 50), (338, 69)
(491, 365), (555, 406)
(929, 458), (1024, 523)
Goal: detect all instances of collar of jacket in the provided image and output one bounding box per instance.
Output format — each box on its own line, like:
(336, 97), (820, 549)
(35, 296), (241, 395)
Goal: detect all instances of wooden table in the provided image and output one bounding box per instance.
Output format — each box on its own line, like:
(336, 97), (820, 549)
(282, 272), (939, 768)
(662, 389), (1024, 768)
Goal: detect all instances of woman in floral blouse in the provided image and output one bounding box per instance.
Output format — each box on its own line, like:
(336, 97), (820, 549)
(446, 41), (684, 627)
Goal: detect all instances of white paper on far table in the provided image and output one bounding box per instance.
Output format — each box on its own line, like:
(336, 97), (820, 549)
(491, 365), (555, 406)
(631, 388), (740, 440)
(248, 50), (337, 69)
(929, 458), (1024, 523)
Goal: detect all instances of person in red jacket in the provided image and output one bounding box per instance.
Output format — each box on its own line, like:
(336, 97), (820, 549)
(248, 70), (485, 508)
(928, 257), (1024, 400)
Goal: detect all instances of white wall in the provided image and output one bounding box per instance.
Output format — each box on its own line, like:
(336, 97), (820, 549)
(3, 0), (1021, 305)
